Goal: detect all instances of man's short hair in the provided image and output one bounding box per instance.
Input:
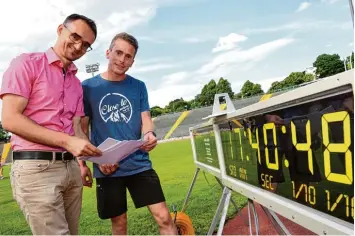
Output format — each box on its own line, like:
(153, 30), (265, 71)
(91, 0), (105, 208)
(109, 32), (139, 54)
(64, 13), (97, 39)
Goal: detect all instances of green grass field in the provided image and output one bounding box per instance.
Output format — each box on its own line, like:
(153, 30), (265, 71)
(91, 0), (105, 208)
(0, 139), (247, 235)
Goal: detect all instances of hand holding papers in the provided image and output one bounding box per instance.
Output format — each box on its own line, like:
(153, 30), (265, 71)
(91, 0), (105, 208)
(79, 138), (146, 165)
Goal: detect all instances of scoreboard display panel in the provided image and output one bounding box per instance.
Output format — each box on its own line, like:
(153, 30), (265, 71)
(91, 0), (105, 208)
(219, 87), (354, 225)
(191, 125), (219, 169)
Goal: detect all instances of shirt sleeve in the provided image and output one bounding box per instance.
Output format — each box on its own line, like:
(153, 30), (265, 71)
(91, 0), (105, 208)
(74, 87), (85, 117)
(0, 54), (34, 100)
(82, 82), (92, 118)
(140, 82), (150, 112)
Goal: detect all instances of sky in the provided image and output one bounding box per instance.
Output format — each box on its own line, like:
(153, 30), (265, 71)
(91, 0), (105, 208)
(0, 0), (353, 109)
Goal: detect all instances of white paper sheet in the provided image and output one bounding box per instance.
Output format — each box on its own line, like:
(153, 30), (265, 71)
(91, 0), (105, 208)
(79, 138), (146, 165)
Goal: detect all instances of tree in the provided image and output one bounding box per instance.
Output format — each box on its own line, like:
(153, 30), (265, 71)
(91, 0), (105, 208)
(166, 98), (189, 112)
(188, 99), (200, 109)
(313, 54), (345, 78)
(282, 72), (313, 87)
(240, 80), (264, 98)
(198, 79), (217, 106)
(234, 92), (242, 99)
(216, 77), (234, 99)
(268, 81), (283, 93)
(150, 106), (164, 117)
(268, 72), (314, 93)
(0, 122), (10, 142)
(346, 52), (354, 70)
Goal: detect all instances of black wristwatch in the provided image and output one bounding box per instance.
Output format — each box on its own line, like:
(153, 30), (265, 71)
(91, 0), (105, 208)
(145, 131), (156, 137)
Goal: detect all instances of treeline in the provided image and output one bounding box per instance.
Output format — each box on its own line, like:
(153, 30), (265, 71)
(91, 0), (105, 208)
(151, 52), (354, 117)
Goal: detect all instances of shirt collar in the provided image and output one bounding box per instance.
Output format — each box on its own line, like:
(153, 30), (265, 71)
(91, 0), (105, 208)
(45, 48), (78, 74)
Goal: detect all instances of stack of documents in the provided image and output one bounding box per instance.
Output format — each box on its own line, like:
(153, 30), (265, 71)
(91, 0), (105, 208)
(79, 138), (146, 165)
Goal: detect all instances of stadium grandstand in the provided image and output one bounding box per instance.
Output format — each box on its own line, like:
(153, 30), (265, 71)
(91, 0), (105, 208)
(152, 89), (288, 140)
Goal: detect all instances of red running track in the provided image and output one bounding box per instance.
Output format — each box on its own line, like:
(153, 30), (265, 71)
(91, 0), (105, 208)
(220, 203), (316, 235)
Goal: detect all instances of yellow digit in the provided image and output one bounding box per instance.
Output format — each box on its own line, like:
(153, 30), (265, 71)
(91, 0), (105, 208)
(322, 111), (353, 185)
(352, 197), (354, 218)
(308, 186), (316, 205)
(229, 164), (237, 176)
(229, 132), (234, 160)
(326, 190), (331, 210)
(291, 120), (314, 174)
(263, 123), (279, 170)
(234, 128), (243, 161)
(345, 195), (349, 217)
(248, 128), (260, 164)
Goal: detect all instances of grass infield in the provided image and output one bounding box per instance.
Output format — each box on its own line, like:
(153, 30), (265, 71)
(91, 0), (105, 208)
(0, 139), (247, 235)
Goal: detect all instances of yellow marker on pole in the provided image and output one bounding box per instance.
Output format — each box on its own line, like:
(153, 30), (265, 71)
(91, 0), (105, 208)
(1, 143), (11, 163)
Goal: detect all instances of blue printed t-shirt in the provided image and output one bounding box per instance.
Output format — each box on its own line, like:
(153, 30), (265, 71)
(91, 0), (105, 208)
(82, 74), (152, 178)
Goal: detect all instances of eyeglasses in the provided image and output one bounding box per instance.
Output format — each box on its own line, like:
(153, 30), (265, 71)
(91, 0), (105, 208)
(64, 24), (93, 52)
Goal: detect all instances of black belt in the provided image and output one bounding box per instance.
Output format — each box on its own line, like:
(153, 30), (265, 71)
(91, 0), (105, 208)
(13, 151), (75, 162)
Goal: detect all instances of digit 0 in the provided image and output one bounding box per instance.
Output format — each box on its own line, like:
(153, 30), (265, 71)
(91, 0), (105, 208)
(263, 123), (279, 170)
(322, 111), (353, 185)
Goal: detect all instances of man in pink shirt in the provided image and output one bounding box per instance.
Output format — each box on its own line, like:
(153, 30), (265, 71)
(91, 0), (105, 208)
(0, 14), (102, 235)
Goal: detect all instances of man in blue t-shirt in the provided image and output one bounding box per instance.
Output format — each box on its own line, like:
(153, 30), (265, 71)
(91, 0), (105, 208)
(79, 32), (177, 235)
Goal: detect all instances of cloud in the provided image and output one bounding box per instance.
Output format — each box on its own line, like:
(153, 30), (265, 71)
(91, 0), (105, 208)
(198, 38), (294, 75)
(138, 36), (165, 44)
(296, 2), (311, 12)
(160, 72), (189, 86)
(129, 57), (179, 74)
(131, 63), (178, 74)
(245, 23), (302, 34)
(149, 84), (200, 107)
(98, 7), (157, 44)
(212, 33), (248, 53)
(151, 37), (294, 106)
(181, 37), (208, 43)
(0, 0), (161, 77)
(321, 0), (340, 4)
(244, 20), (350, 35)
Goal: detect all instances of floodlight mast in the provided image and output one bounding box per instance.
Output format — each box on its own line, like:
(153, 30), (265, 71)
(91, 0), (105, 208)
(85, 63), (100, 77)
(349, 0), (354, 26)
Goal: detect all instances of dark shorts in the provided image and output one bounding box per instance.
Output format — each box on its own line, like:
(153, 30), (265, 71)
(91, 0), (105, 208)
(96, 169), (166, 219)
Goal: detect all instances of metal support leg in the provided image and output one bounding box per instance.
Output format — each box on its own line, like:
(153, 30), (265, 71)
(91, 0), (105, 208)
(181, 168), (200, 212)
(207, 187), (232, 235)
(247, 199), (261, 235)
(261, 205), (291, 235)
(214, 177), (239, 212)
(216, 189), (232, 236)
(247, 200), (253, 235)
(249, 199), (259, 236)
(215, 177), (250, 227)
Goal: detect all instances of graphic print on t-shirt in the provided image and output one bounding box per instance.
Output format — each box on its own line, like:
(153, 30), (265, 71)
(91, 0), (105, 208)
(99, 93), (132, 123)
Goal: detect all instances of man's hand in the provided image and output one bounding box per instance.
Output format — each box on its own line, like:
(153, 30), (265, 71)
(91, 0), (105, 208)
(65, 136), (102, 157)
(80, 165), (93, 187)
(140, 132), (157, 152)
(99, 164), (119, 175)
(265, 114), (284, 125)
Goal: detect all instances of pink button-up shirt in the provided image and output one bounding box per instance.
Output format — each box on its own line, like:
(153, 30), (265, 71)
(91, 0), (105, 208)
(0, 48), (85, 151)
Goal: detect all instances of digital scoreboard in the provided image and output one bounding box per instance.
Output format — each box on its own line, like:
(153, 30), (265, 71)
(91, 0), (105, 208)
(220, 91), (353, 224)
(189, 70), (354, 235)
